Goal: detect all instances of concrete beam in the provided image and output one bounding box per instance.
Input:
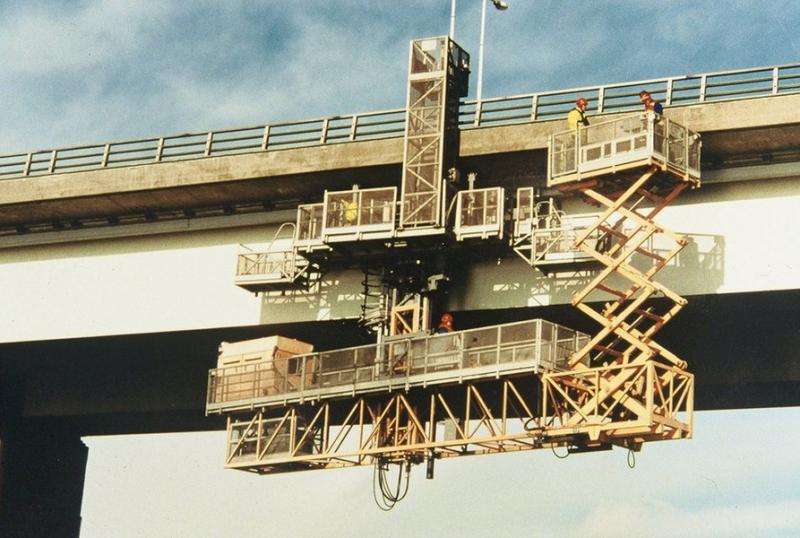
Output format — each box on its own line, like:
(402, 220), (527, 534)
(1, 290), (797, 434)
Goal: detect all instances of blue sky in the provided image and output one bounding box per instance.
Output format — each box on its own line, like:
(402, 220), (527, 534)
(2, 1), (799, 535)
(2, 1), (799, 153)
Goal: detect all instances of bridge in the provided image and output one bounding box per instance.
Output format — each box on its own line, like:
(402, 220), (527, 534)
(1, 56), (800, 534)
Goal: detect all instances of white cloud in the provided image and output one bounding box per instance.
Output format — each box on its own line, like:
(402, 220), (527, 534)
(1, 2), (798, 156)
(0, 1), (178, 75)
(567, 498), (800, 538)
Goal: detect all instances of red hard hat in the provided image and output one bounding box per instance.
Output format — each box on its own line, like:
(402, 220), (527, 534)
(440, 313), (453, 324)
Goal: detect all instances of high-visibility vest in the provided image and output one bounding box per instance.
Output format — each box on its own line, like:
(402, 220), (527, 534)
(567, 107), (589, 129)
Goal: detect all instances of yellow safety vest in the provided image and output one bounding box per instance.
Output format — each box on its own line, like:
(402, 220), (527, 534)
(567, 107), (589, 129)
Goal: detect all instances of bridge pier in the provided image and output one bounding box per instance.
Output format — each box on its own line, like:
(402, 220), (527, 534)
(0, 421), (88, 538)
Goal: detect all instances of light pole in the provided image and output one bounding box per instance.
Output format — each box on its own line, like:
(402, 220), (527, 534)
(448, 0), (508, 124)
(449, 0), (457, 38)
(476, 0), (508, 104)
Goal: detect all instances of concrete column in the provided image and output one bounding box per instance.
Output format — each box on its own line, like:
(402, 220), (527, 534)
(0, 423), (88, 538)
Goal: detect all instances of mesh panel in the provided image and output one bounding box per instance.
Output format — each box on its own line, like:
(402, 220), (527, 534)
(551, 131), (577, 176)
(354, 346), (377, 367)
(688, 134), (701, 171)
(359, 189), (395, 225)
(408, 81), (443, 133)
(325, 192), (359, 228)
(458, 188), (502, 229)
(517, 188), (534, 222)
(320, 349), (355, 372)
(653, 119), (666, 155)
(500, 321), (536, 344)
(667, 122), (687, 168)
(463, 326), (499, 349)
(297, 204), (324, 242)
(411, 38), (446, 74)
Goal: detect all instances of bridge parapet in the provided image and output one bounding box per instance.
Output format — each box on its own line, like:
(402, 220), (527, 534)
(0, 66), (799, 234)
(0, 62), (797, 181)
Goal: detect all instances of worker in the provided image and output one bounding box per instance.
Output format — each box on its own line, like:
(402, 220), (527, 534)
(342, 197), (358, 225)
(567, 97), (590, 129)
(436, 313), (455, 334)
(639, 90), (664, 115)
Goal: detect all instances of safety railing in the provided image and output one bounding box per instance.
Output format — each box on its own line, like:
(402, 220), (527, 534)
(548, 112), (701, 185)
(1, 62), (797, 180)
(295, 203), (327, 251)
(235, 250), (296, 279)
(512, 190), (599, 268)
(232, 222), (314, 292)
(462, 62), (800, 127)
(206, 318), (590, 411)
(454, 187), (504, 240)
(321, 187), (397, 239)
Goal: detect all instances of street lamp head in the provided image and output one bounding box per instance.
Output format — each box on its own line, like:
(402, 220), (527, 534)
(492, 0), (509, 10)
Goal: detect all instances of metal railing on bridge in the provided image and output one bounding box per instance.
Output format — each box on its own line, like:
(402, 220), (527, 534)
(206, 318), (590, 414)
(1, 62), (798, 180)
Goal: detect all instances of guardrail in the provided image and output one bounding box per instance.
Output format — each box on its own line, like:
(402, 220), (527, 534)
(1, 62), (798, 180)
(207, 318), (590, 412)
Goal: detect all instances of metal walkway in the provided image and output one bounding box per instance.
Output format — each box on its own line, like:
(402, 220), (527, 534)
(207, 318), (589, 414)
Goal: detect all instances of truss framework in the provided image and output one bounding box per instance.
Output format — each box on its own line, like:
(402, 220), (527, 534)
(225, 377), (578, 474)
(399, 37), (466, 230)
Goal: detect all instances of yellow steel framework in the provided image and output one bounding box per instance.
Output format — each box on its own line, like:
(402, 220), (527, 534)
(217, 163), (698, 479)
(213, 29), (702, 504)
(224, 377), (561, 474)
(542, 164), (698, 450)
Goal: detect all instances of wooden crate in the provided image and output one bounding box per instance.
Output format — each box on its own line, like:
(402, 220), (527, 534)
(214, 336), (314, 402)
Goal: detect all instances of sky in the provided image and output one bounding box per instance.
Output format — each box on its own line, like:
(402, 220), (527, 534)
(1, 0), (799, 536)
(82, 408), (800, 537)
(1, 0), (800, 153)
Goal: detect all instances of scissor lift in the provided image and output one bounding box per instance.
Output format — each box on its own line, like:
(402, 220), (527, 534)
(540, 112), (700, 449)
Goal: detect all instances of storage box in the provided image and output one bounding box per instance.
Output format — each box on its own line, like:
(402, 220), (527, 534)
(217, 335), (314, 368)
(213, 336), (314, 402)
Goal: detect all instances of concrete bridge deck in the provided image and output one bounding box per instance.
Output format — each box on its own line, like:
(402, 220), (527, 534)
(1, 89), (799, 232)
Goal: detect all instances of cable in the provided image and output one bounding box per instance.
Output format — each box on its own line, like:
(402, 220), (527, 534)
(551, 444), (569, 459)
(627, 448), (636, 469)
(372, 458), (412, 511)
(523, 417), (539, 432)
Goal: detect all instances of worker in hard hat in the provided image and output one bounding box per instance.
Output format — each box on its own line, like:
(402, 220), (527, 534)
(639, 90), (664, 115)
(567, 97), (590, 129)
(436, 313), (455, 334)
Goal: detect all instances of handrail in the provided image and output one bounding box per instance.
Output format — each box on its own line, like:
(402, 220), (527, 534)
(207, 317), (590, 410)
(1, 62), (798, 180)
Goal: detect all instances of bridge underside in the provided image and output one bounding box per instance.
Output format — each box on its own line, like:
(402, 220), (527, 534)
(0, 288), (797, 438)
